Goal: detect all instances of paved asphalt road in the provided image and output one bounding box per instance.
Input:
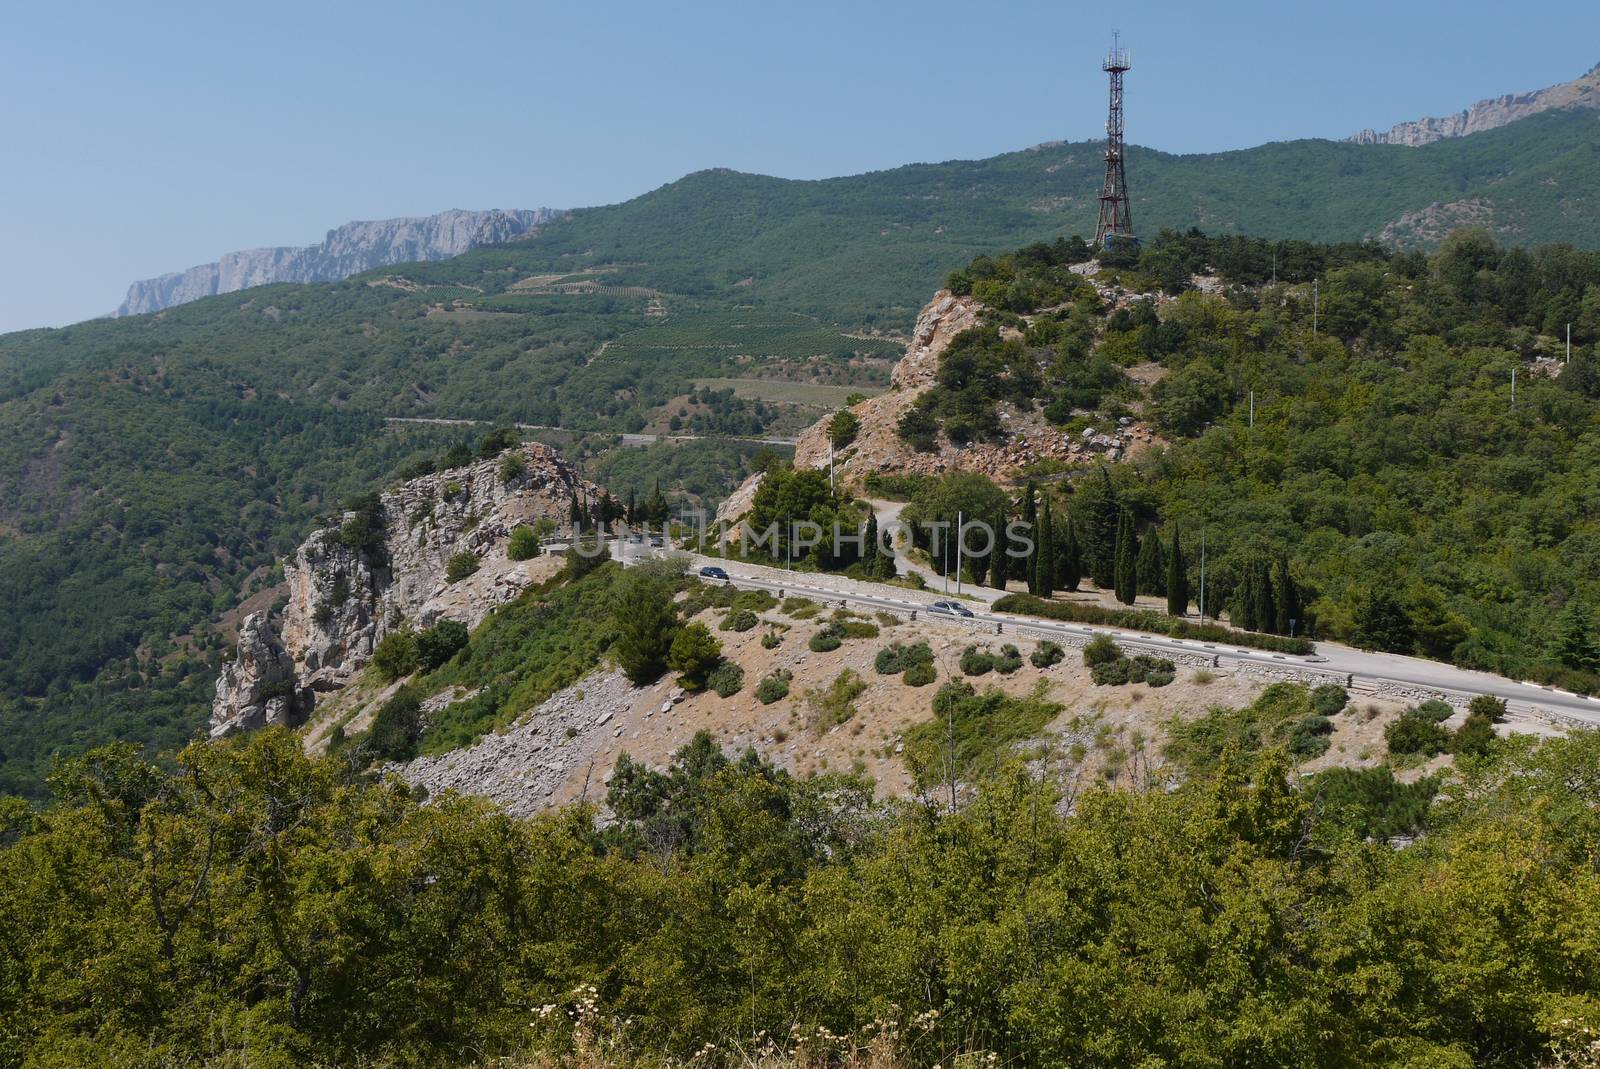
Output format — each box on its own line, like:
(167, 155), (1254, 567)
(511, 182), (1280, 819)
(584, 537), (1600, 728)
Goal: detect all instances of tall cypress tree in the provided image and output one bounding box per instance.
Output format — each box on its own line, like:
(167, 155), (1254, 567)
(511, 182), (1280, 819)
(1232, 565), (1258, 630)
(1253, 558), (1277, 634)
(1019, 482), (1039, 588)
(1136, 529), (1166, 596)
(1057, 510), (1082, 593)
(1167, 530), (1189, 616)
(988, 510), (1009, 590)
(962, 518), (987, 587)
(1035, 497), (1056, 596)
(1114, 508), (1138, 605)
(862, 514), (880, 573)
(1272, 555), (1300, 636)
(1083, 466), (1120, 590)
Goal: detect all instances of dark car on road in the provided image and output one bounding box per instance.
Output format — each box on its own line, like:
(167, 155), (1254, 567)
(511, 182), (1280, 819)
(699, 566), (729, 580)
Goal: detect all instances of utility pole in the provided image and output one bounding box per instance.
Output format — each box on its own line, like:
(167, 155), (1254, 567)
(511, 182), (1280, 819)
(1512, 365), (1517, 407)
(1249, 390), (1254, 428)
(1312, 279), (1319, 335)
(1568, 323), (1573, 364)
(1199, 529), (1207, 625)
(828, 437), (835, 492)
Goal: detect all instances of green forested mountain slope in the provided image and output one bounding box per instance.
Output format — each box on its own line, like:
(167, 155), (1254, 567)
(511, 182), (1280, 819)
(522, 107), (1600, 322)
(2, 106), (1600, 795)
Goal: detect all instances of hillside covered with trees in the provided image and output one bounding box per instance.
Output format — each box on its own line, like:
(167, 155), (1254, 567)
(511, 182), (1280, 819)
(1, 722), (1596, 1067)
(4, 103), (1600, 796)
(895, 229), (1600, 691)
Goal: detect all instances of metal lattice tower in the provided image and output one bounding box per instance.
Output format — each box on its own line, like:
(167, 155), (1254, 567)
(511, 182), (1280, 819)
(1094, 33), (1134, 246)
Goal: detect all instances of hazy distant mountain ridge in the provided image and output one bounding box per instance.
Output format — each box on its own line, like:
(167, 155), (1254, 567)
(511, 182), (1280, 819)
(1349, 61), (1600, 146)
(113, 207), (562, 316)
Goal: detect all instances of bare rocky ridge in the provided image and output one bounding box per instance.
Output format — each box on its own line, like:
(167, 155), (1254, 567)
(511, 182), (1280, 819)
(116, 208), (562, 316)
(1349, 62), (1600, 147)
(211, 442), (599, 736)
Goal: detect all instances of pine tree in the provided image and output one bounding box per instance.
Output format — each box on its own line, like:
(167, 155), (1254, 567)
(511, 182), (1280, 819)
(1034, 497), (1056, 596)
(1272, 556), (1301, 636)
(1057, 511), (1082, 593)
(988, 510), (1009, 590)
(1552, 598), (1600, 672)
(862, 514), (880, 573)
(1167, 530), (1189, 616)
(1113, 509), (1137, 605)
(1136, 530), (1166, 596)
(625, 488), (637, 525)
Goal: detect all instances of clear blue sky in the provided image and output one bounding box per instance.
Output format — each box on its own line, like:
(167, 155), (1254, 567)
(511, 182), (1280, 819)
(2, 0), (1596, 333)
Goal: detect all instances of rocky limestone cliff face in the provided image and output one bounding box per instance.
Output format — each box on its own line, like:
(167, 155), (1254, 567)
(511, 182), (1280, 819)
(785, 291), (984, 489)
(212, 442), (599, 735)
(1349, 62), (1600, 146)
(210, 612), (306, 736)
(116, 208), (562, 316)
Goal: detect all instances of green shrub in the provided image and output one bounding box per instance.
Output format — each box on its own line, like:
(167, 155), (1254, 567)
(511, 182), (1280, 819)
(755, 670), (792, 705)
(367, 686), (422, 762)
(878, 641), (935, 679)
(499, 452), (526, 481)
(1091, 659), (1130, 686)
(1083, 634), (1122, 667)
(809, 624), (844, 653)
(1030, 640), (1065, 668)
(1311, 684), (1349, 716)
(720, 609), (759, 633)
(806, 669), (867, 729)
(416, 620), (469, 672)
(835, 619), (881, 640)
(507, 525), (540, 561)
(731, 589), (778, 613)
(760, 630), (783, 650)
(1144, 666), (1176, 688)
(1468, 694), (1507, 723)
(1092, 654), (1177, 687)
(707, 661), (745, 698)
(996, 593), (1314, 655)
(1287, 714), (1335, 760)
(1410, 700), (1455, 723)
(782, 597), (822, 620)
(903, 660), (937, 687)
(1386, 713), (1450, 757)
(371, 631), (419, 682)
(961, 645), (996, 677)
(994, 644), (1023, 674)
(1451, 711), (1498, 757)
(668, 623), (723, 691)
(445, 551), (480, 583)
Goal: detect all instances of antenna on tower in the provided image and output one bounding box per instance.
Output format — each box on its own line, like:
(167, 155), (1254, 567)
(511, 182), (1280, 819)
(1094, 31), (1134, 248)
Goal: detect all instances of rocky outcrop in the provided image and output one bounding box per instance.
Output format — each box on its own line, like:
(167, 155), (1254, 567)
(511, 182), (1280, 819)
(116, 208), (563, 316)
(1349, 62), (1600, 147)
(761, 287), (1160, 493)
(211, 442), (600, 734)
(209, 612), (307, 737)
(786, 291), (984, 486)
